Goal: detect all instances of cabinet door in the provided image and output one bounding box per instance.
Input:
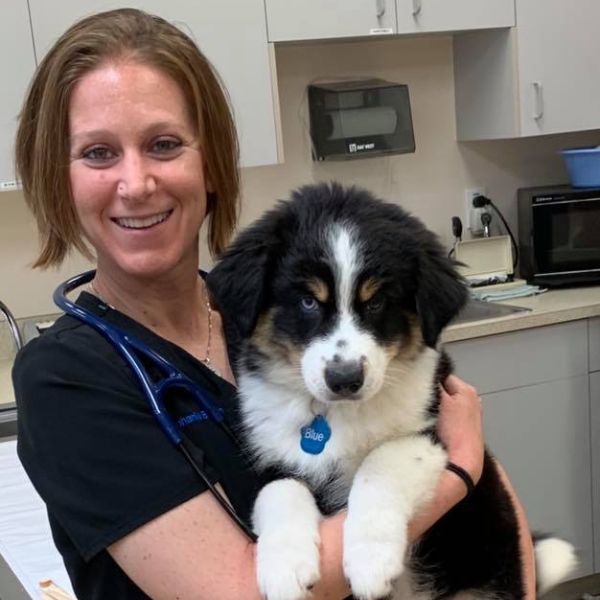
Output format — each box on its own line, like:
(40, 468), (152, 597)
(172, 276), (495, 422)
(516, 0), (600, 137)
(483, 376), (593, 577)
(591, 371), (600, 572)
(0, 0), (36, 187)
(265, 0), (397, 41)
(28, 1), (280, 168)
(396, 0), (514, 34)
(590, 318), (600, 373)
(448, 320), (589, 395)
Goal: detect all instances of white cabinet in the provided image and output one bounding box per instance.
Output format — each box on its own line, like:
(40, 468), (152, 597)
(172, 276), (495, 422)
(396, 0), (514, 35)
(264, 0), (397, 42)
(0, 0), (36, 186)
(264, 0), (513, 42)
(447, 320), (595, 576)
(27, 1), (281, 168)
(454, 0), (600, 140)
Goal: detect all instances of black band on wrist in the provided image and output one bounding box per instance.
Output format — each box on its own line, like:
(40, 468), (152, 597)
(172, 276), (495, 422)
(446, 462), (476, 498)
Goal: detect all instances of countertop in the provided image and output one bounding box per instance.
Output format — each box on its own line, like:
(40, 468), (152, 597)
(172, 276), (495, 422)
(444, 285), (600, 342)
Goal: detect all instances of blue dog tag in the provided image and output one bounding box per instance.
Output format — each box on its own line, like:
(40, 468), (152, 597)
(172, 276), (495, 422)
(300, 415), (331, 455)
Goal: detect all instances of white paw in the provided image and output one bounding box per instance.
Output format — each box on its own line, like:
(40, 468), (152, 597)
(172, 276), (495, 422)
(343, 512), (407, 600)
(256, 530), (321, 600)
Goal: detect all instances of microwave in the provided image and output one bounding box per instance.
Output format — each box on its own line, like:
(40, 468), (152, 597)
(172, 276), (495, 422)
(518, 185), (600, 287)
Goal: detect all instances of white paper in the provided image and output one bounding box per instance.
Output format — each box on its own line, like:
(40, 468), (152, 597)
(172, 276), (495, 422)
(0, 440), (74, 599)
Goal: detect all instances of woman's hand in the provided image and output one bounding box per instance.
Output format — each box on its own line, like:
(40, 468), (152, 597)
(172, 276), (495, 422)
(437, 374), (484, 485)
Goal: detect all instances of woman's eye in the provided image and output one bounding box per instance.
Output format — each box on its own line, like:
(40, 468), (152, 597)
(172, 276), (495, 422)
(82, 146), (116, 162)
(300, 297), (319, 313)
(151, 138), (182, 154)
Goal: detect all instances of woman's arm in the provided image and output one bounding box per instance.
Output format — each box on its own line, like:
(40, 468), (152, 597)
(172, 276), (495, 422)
(108, 374), (487, 600)
(496, 461), (537, 599)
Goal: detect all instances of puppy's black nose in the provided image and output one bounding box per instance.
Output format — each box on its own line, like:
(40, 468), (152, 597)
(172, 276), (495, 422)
(324, 361), (364, 396)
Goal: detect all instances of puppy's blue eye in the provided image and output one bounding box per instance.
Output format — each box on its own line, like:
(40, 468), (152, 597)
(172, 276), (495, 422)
(300, 297), (319, 312)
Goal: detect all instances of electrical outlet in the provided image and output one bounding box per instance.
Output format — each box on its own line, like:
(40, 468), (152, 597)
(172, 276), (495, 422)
(464, 187), (487, 234)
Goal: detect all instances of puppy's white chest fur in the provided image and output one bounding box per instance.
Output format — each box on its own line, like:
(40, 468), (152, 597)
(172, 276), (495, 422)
(239, 346), (439, 498)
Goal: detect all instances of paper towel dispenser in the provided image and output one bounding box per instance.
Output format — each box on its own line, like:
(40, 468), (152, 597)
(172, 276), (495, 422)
(308, 79), (415, 161)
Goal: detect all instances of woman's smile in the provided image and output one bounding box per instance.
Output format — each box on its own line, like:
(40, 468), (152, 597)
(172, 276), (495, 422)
(111, 208), (174, 230)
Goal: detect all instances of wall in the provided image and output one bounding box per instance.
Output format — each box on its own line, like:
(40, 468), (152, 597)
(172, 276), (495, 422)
(2, 34), (600, 318)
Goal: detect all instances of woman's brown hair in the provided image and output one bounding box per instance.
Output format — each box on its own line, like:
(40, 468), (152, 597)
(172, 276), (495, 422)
(15, 8), (240, 268)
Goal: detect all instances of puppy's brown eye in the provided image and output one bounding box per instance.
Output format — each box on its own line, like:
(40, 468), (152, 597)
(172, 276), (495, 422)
(300, 296), (319, 312)
(365, 297), (384, 313)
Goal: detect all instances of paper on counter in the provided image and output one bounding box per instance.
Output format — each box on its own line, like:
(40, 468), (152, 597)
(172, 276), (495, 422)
(0, 440), (74, 599)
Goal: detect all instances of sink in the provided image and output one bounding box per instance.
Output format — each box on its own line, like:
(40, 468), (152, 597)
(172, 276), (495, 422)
(452, 298), (531, 325)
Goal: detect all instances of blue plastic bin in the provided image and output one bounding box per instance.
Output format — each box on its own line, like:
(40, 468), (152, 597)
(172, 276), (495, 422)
(560, 146), (600, 188)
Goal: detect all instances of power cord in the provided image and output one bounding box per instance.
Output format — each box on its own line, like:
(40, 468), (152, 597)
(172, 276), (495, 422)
(448, 216), (463, 258)
(472, 195), (519, 270)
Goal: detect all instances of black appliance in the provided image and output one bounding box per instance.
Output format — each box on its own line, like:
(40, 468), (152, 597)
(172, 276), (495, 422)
(307, 79), (415, 161)
(518, 185), (600, 287)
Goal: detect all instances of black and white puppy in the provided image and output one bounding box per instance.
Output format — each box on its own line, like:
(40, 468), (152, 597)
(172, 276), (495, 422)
(208, 183), (576, 600)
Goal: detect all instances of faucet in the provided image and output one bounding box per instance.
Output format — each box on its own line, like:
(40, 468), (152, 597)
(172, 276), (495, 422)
(0, 300), (23, 352)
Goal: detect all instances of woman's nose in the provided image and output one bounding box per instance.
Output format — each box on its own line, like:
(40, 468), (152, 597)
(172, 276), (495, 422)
(117, 152), (157, 201)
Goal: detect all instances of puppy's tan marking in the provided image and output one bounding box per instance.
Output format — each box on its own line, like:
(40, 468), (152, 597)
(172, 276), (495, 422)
(388, 315), (425, 364)
(358, 277), (382, 303)
(251, 310), (303, 367)
(307, 277), (329, 304)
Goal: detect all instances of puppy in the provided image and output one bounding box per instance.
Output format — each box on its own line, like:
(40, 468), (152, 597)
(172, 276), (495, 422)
(208, 182), (576, 600)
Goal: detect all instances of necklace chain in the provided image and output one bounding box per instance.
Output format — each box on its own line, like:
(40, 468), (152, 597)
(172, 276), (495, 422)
(201, 284), (215, 370)
(88, 278), (219, 375)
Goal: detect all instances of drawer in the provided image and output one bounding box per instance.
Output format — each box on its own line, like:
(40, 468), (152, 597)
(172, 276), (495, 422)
(446, 320), (589, 394)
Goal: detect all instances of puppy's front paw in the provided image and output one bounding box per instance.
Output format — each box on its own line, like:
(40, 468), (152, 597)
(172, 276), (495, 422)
(257, 528), (321, 600)
(343, 511), (407, 600)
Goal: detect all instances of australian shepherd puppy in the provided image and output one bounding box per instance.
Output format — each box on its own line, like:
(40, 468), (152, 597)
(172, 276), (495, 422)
(208, 183), (576, 600)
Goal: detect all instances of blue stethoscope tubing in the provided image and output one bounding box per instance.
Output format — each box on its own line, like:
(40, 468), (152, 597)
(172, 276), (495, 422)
(53, 270), (257, 542)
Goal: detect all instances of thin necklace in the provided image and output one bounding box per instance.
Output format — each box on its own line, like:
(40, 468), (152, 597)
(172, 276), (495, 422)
(202, 284), (220, 375)
(88, 279), (220, 376)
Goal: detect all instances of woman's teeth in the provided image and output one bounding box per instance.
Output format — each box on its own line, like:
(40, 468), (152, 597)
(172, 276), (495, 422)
(114, 210), (172, 229)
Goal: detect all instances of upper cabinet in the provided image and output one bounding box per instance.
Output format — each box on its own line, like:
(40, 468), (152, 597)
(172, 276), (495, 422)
(0, 0), (36, 186)
(27, 0), (282, 168)
(264, 0), (514, 42)
(396, 0), (514, 34)
(265, 0), (397, 42)
(454, 0), (600, 139)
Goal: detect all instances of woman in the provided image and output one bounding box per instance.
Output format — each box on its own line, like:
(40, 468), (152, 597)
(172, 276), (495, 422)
(12, 8), (534, 599)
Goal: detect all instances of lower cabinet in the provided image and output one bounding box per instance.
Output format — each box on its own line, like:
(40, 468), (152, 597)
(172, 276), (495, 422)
(447, 319), (597, 577)
(483, 377), (593, 577)
(591, 372), (600, 572)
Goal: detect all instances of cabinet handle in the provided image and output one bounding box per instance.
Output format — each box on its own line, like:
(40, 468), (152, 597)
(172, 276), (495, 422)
(375, 0), (386, 18)
(532, 81), (544, 120)
(413, 0), (422, 16)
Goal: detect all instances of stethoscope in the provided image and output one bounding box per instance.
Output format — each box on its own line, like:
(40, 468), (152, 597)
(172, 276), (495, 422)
(53, 270), (257, 542)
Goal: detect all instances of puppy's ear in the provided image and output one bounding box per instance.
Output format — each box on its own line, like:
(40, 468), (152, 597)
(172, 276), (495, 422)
(207, 208), (285, 338)
(416, 234), (468, 348)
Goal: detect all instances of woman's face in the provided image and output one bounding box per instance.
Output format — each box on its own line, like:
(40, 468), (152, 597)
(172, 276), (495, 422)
(68, 60), (210, 280)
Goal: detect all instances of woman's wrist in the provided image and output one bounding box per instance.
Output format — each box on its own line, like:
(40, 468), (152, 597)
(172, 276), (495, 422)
(408, 467), (471, 541)
(445, 461), (476, 498)
(445, 444), (484, 487)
